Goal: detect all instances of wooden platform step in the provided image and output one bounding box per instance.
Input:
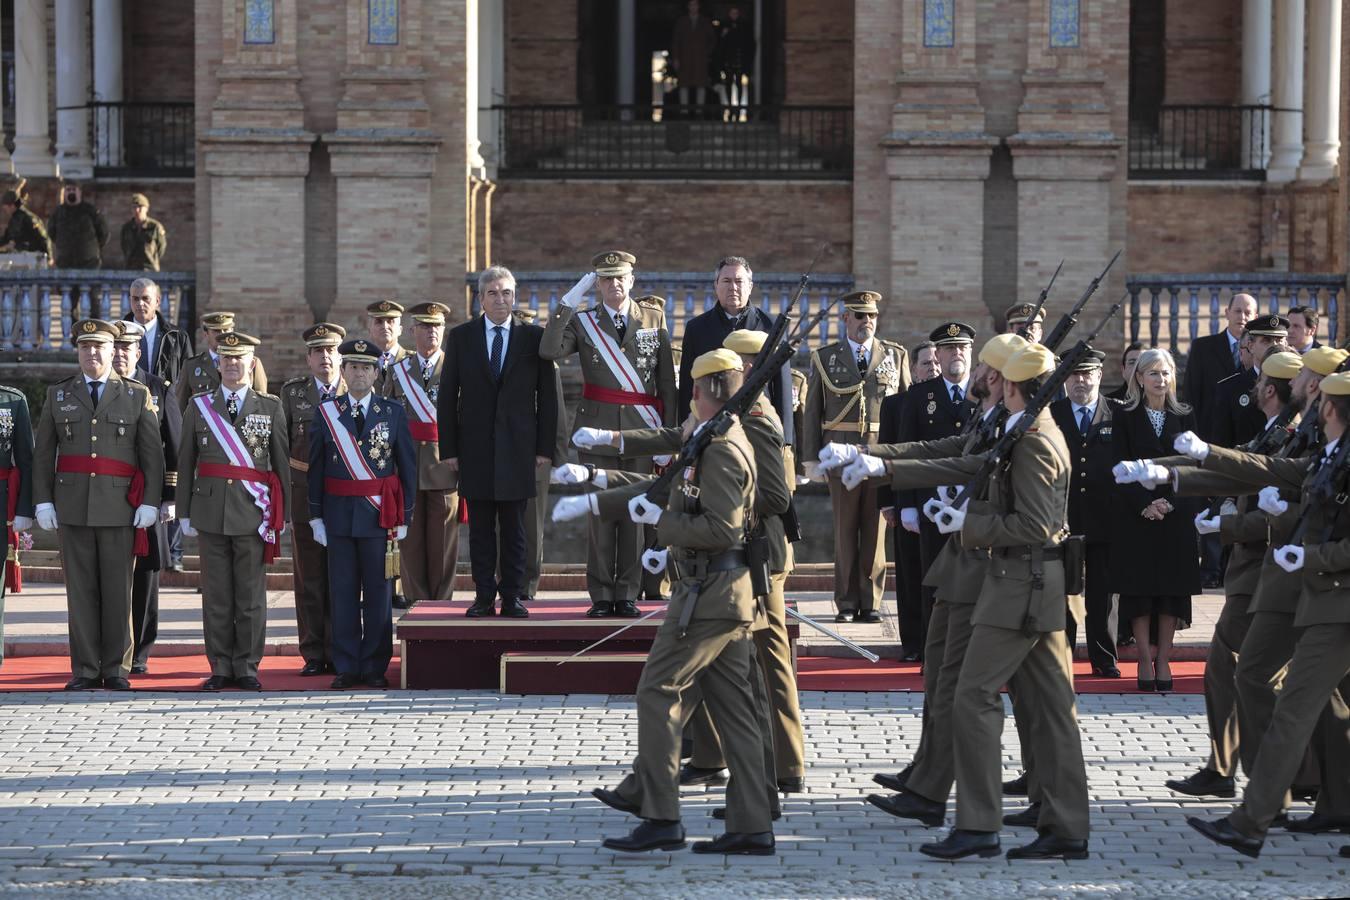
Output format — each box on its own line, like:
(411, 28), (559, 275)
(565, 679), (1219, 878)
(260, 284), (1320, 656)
(500, 651), (647, 695)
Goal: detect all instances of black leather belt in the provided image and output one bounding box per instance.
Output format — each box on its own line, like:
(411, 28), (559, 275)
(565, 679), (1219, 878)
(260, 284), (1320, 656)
(672, 548), (748, 580)
(993, 546), (1065, 561)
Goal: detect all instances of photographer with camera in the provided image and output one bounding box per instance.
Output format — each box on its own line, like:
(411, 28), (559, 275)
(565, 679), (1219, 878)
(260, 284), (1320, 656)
(47, 181), (109, 269)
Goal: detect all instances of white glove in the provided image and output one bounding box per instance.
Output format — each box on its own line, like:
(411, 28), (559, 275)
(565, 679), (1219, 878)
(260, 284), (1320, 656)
(1112, 459), (1151, 484)
(641, 548), (669, 575)
(179, 517), (197, 538)
(11, 515), (33, 532)
(802, 461), (826, 482)
(551, 463), (590, 485)
(160, 502), (176, 523)
(936, 485), (960, 504)
(1193, 510), (1221, 535)
(899, 508), (920, 533)
(1220, 498), (1239, 516)
(628, 494), (662, 526)
(132, 504), (158, 529)
(1258, 486), (1288, 517)
(922, 497), (945, 523)
(561, 271), (596, 309)
(35, 502), (57, 531)
(934, 503), (967, 534)
(572, 427), (617, 449)
(309, 518), (327, 547)
(841, 454), (887, 491)
(1173, 431), (1210, 461)
(1138, 463), (1172, 491)
(552, 495), (596, 522)
(394, 525), (408, 542)
(817, 442), (860, 472)
(653, 454), (673, 467)
(1274, 544), (1304, 573)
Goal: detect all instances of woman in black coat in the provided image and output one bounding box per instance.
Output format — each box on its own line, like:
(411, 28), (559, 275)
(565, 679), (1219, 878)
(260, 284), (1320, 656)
(1109, 347), (1201, 691)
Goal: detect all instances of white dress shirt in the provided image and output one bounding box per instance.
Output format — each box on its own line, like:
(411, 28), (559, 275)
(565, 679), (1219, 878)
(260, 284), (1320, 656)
(142, 318), (158, 368)
(484, 314), (512, 363)
(847, 336), (874, 368)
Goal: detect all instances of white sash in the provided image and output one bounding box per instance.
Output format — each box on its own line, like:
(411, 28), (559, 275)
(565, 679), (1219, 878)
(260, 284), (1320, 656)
(193, 394), (275, 544)
(319, 401), (382, 512)
(392, 355), (436, 424)
(575, 308), (662, 429)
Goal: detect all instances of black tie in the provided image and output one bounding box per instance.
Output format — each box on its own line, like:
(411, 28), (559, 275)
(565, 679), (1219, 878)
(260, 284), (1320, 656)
(227, 392), (239, 421)
(857, 350), (867, 375)
(89, 381), (100, 406)
(423, 361), (433, 389)
(354, 402), (366, 435)
(139, 335), (151, 370)
(952, 385), (964, 405)
(490, 326), (505, 379)
(614, 314), (627, 343)
(1078, 407), (1091, 435)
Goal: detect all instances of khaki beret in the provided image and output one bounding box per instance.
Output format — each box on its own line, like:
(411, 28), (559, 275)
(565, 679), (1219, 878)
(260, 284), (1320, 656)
(408, 302), (450, 325)
(1005, 302), (1046, 326)
(130, 193), (149, 208)
(216, 331), (260, 357)
(1259, 351), (1304, 380)
(201, 311), (236, 331)
(366, 299), (405, 318)
(113, 320), (146, 344)
(691, 348), (744, 381)
(592, 250), (636, 277)
(1001, 343), (1057, 382)
(1302, 346), (1348, 376)
(303, 322), (345, 348)
(338, 338), (381, 364)
(72, 318), (119, 345)
(1318, 371), (1350, 396)
(978, 333), (1027, 371)
(723, 329), (769, 356)
(841, 290), (881, 314)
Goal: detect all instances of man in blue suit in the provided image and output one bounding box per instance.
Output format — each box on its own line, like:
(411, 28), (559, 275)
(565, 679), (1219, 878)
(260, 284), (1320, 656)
(308, 337), (417, 689)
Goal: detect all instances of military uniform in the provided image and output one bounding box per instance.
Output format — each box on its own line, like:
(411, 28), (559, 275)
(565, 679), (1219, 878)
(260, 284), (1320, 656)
(0, 385), (35, 665)
(802, 291), (910, 619)
(176, 311), (269, 410)
(120, 195), (167, 271)
(281, 323), (348, 673)
(34, 320), (165, 688)
(540, 251), (677, 616)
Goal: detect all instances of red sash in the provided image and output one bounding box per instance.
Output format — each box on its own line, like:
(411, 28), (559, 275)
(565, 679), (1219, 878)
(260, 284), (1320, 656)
(582, 383), (665, 415)
(56, 455), (148, 557)
(198, 463), (287, 562)
(0, 465), (21, 592)
(408, 421), (438, 443)
(324, 476), (405, 529)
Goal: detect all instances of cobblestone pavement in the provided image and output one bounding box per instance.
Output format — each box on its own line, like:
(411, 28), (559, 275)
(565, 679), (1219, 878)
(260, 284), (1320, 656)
(0, 691), (1346, 897)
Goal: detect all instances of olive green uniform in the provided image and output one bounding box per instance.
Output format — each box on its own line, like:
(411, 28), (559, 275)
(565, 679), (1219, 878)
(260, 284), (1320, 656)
(176, 351), (270, 410)
(0, 386), (35, 664)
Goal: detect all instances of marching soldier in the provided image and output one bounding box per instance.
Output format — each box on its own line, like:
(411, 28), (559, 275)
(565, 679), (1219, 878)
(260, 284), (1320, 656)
(516, 306), (568, 601)
(0, 381), (35, 667)
(112, 321), (182, 675)
(386, 302), (461, 608)
(1004, 302), (1045, 343)
(34, 319), (164, 691)
(366, 299), (410, 396)
(178, 332), (290, 691)
(307, 338), (417, 690)
(176, 312), (269, 409)
(801, 290), (909, 623)
(542, 251), (677, 619)
(281, 322), (347, 676)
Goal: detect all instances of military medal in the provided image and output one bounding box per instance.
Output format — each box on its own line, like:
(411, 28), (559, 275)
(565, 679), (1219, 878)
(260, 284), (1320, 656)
(926, 400), (937, 414)
(1239, 394), (1250, 407)
(241, 413), (273, 459)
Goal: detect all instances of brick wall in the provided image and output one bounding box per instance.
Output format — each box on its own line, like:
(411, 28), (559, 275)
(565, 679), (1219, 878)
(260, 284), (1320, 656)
(505, 0), (578, 103)
(785, 1), (853, 104)
(127, 0), (196, 102)
(1163, 0), (1240, 105)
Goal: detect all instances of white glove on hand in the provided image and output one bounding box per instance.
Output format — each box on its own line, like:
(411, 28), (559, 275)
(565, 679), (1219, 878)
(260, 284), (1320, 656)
(817, 442), (860, 472)
(552, 495), (596, 522)
(1193, 510), (1221, 535)
(934, 504), (967, 535)
(132, 504), (158, 529)
(1258, 486), (1288, 517)
(628, 495), (662, 526)
(900, 508), (920, 534)
(35, 503), (57, 531)
(572, 426), (617, 449)
(1274, 544), (1304, 573)
(802, 461), (826, 483)
(936, 485), (960, 504)
(179, 517), (198, 538)
(309, 519), (327, 547)
(1138, 463), (1172, 491)
(641, 548), (669, 575)
(1112, 459), (1151, 484)
(551, 463), (590, 485)
(841, 454), (887, 491)
(1220, 498), (1239, 516)
(394, 525), (408, 542)
(1173, 431), (1210, 461)
(561, 272), (596, 309)
(11, 515), (33, 532)
(922, 497), (945, 523)
(653, 454), (673, 467)
(160, 502), (176, 523)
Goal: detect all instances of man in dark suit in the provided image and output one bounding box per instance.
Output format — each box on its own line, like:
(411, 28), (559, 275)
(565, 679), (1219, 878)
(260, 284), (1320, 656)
(677, 256), (793, 442)
(438, 265), (559, 620)
(1106, 342), (1143, 402)
(1049, 349), (1119, 677)
(1286, 305), (1321, 354)
(1183, 293), (1257, 438)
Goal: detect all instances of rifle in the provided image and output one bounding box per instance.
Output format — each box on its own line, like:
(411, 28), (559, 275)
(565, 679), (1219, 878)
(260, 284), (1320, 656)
(1017, 260), (1063, 340)
(1041, 250), (1121, 352)
(1205, 402), (1300, 517)
(1280, 433), (1350, 565)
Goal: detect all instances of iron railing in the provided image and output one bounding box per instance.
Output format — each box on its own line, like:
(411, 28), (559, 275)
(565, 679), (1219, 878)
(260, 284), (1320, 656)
(85, 101), (195, 177)
(1126, 273), (1343, 357)
(466, 272), (856, 345)
(0, 270), (196, 351)
(1128, 105), (1274, 179)
(490, 105), (853, 179)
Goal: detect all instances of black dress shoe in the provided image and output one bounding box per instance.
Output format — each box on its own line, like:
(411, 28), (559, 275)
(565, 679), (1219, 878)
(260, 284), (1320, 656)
(1285, 813), (1350, 834)
(235, 676), (262, 691)
(1165, 768), (1236, 798)
(900, 649), (922, 663)
(586, 602), (614, 618)
(1002, 802), (1042, 828)
(691, 831), (775, 855)
(1188, 816), (1263, 858)
(330, 673), (358, 690)
(712, 807), (782, 821)
(613, 599), (641, 618)
(500, 597), (530, 619)
(1002, 772), (1029, 796)
(777, 776), (806, 794)
(872, 764), (912, 793)
(1091, 664), (1121, 678)
(1137, 677), (1156, 692)
(591, 787), (641, 816)
(130, 663), (149, 676)
(1156, 678), (1174, 692)
(391, 593), (410, 609)
(857, 609), (883, 624)
(299, 661), (326, 677)
(602, 820), (687, 853)
(465, 599), (496, 618)
(866, 791), (945, 827)
(201, 675), (232, 692)
(64, 676), (99, 691)
(834, 610), (855, 623)
(681, 736), (694, 761)
(679, 764), (729, 787)
(103, 676), (131, 691)
(1292, 784), (1320, 803)
(1007, 831), (1089, 860)
(363, 673), (389, 689)
(919, 829), (1001, 860)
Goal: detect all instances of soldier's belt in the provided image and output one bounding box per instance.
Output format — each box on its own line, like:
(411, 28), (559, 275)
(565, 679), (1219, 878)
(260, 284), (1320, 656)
(199, 463), (288, 536)
(992, 545), (1065, 561)
(409, 421), (439, 443)
(670, 548), (748, 581)
(825, 425), (880, 435)
(582, 383), (664, 414)
(56, 454), (149, 557)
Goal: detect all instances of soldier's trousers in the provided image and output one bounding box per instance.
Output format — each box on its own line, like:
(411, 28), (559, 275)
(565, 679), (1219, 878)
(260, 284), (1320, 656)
(907, 599), (974, 802)
(60, 524), (134, 679)
(1202, 592), (1253, 778)
(290, 501), (332, 667)
(826, 476), (885, 614)
(328, 534), (394, 677)
(402, 489), (459, 602)
(893, 526), (926, 655)
(521, 463), (549, 596)
(952, 624), (1088, 839)
(578, 451), (651, 606)
(131, 558), (160, 669)
(1230, 623), (1350, 837)
(198, 531), (267, 679)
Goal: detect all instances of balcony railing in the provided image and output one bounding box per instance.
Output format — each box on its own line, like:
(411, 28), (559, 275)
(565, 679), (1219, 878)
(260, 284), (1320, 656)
(489, 105), (853, 179)
(1126, 273), (1344, 357)
(82, 101), (195, 178)
(467, 272), (856, 345)
(0, 270), (196, 352)
(1128, 105), (1273, 180)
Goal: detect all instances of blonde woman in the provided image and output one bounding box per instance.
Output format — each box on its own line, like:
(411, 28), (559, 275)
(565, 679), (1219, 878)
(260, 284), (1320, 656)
(1108, 348), (1201, 691)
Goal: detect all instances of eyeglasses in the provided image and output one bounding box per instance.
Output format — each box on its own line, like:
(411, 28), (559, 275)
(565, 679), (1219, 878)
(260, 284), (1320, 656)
(853, 312), (878, 321)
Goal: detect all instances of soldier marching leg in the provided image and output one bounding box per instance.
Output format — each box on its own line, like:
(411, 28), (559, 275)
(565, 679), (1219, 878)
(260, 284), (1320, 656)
(1204, 594), (1254, 777)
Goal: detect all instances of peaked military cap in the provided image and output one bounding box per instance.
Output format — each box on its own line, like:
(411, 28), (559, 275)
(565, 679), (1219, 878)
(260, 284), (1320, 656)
(408, 302), (450, 325)
(72, 318), (119, 345)
(592, 250), (636, 277)
(513, 307), (539, 323)
(366, 299), (405, 319)
(1244, 314), (1289, 337)
(113, 320), (146, 344)
(216, 331), (260, 357)
(930, 321), (976, 346)
(339, 337), (381, 365)
(200, 311), (236, 331)
(841, 291), (882, 315)
(1070, 348), (1107, 372)
(1005, 302), (1046, 326)
(303, 322), (345, 348)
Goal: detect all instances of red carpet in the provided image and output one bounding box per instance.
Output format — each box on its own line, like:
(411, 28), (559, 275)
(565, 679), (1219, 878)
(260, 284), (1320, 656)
(0, 654), (1203, 694)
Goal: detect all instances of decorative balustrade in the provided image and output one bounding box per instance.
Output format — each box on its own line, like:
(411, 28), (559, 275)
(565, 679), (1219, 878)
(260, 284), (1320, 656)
(0, 270), (196, 352)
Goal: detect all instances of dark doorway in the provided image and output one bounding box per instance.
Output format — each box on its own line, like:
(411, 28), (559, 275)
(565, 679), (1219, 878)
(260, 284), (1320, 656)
(1129, 0), (1165, 122)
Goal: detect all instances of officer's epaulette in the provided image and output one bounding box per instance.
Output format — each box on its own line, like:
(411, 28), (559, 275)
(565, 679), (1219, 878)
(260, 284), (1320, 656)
(255, 390), (280, 403)
(636, 296), (665, 312)
(282, 376), (309, 395)
(190, 389), (213, 400)
(878, 338), (906, 352)
(122, 376), (148, 389)
(0, 385), (26, 401)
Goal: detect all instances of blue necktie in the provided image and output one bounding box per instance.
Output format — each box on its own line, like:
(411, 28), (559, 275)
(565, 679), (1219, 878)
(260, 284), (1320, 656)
(951, 385), (963, 405)
(1078, 407), (1091, 435)
(490, 326), (504, 379)
(1232, 342), (1241, 370)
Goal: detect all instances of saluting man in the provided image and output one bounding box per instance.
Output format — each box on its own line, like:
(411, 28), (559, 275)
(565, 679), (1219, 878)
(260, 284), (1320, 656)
(176, 311), (269, 409)
(802, 290), (909, 623)
(0, 379), (35, 667)
(281, 322), (347, 676)
(34, 319), (164, 691)
(543, 251), (677, 619)
(308, 338), (417, 690)
(179, 332), (290, 692)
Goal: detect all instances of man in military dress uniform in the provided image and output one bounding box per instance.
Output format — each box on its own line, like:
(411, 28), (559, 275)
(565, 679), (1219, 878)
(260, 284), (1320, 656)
(308, 338), (417, 690)
(35, 319), (164, 690)
(281, 322), (347, 676)
(0, 380), (35, 667)
(112, 320), (182, 675)
(366, 299), (410, 395)
(176, 312), (269, 409)
(1005, 302), (1045, 343)
(542, 251), (677, 618)
(179, 332), (289, 691)
(801, 291), (910, 623)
